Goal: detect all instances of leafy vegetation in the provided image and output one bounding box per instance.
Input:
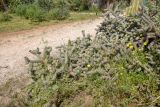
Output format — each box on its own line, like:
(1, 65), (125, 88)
(0, 12), (99, 32)
(13, 0), (70, 21)
(0, 0), (102, 32)
(0, 0), (101, 23)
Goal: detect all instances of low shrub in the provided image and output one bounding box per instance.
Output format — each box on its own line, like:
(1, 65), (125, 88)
(8, 0), (22, 12)
(14, 1), (70, 21)
(67, 0), (92, 11)
(47, 0), (70, 20)
(37, 0), (54, 11)
(2, 0), (98, 22)
(55, 0), (70, 20)
(79, 0), (91, 11)
(67, 0), (81, 11)
(47, 7), (70, 20)
(46, 9), (55, 20)
(50, 7), (70, 20)
(15, 4), (27, 17)
(25, 4), (46, 22)
(20, 0), (35, 4)
(15, 4), (46, 22)
(47, 9), (59, 20)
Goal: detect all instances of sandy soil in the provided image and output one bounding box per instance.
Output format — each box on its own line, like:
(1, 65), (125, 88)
(0, 18), (102, 85)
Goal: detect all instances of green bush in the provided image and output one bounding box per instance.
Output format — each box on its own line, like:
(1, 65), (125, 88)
(47, 9), (57, 20)
(2, 0), (98, 22)
(20, 0), (35, 4)
(67, 0), (81, 11)
(15, 0), (70, 21)
(15, 4), (46, 22)
(25, 4), (46, 22)
(0, 12), (12, 22)
(37, 0), (54, 11)
(47, 4), (70, 20)
(57, 0), (69, 7)
(79, 0), (91, 11)
(54, 0), (70, 20)
(3, 0), (94, 12)
(7, 0), (22, 12)
(46, 0), (70, 20)
(67, 0), (92, 11)
(47, 7), (70, 20)
(15, 4), (27, 17)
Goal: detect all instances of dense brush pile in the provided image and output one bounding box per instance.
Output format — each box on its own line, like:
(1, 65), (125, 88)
(97, 10), (160, 73)
(11, 10), (160, 107)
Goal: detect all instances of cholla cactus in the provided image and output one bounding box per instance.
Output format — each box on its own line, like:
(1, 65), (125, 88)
(22, 9), (160, 107)
(25, 47), (55, 81)
(25, 10), (159, 82)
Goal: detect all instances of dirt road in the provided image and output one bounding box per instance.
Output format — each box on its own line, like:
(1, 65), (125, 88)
(0, 18), (102, 85)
